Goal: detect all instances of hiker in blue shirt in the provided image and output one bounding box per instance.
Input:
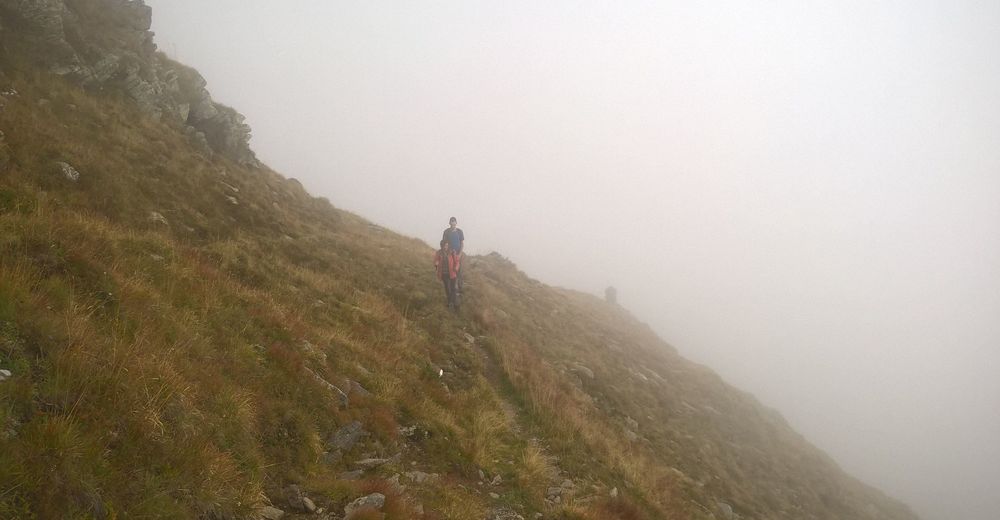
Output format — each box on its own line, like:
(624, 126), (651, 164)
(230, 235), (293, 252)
(442, 217), (464, 294)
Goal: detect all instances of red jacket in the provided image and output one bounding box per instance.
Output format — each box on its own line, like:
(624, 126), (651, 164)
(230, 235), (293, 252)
(434, 250), (461, 280)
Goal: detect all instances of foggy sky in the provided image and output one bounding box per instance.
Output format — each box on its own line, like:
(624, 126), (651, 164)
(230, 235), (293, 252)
(146, 2), (1000, 519)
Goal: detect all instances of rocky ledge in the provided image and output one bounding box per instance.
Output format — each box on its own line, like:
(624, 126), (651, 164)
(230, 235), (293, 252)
(0, 0), (257, 165)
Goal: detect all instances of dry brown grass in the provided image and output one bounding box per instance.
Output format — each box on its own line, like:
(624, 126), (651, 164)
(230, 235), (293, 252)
(0, 56), (920, 520)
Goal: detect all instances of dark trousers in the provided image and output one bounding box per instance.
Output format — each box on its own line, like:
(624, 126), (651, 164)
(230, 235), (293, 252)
(442, 276), (458, 308)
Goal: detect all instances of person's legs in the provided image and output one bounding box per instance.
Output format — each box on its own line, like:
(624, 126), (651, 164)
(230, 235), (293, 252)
(450, 277), (461, 308)
(456, 253), (464, 294)
(442, 278), (453, 307)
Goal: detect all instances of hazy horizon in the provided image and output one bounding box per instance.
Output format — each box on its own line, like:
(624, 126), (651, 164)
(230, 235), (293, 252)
(148, 2), (1000, 519)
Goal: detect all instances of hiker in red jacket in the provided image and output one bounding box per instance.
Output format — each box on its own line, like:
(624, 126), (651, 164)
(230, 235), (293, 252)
(434, 240), (461, 310)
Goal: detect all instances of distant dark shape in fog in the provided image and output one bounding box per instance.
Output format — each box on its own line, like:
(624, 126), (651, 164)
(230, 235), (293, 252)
(147, 2), (1000, 519)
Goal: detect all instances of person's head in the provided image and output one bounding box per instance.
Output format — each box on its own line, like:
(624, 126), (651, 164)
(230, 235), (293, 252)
(440, 240), (450, 251)
(449, 217), (457, 229)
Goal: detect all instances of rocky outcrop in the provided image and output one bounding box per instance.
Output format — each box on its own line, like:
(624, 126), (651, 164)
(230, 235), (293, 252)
(0, 0), (257, 165)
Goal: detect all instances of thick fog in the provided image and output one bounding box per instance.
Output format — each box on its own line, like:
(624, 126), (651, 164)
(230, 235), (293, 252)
(146, 2), (999, 519)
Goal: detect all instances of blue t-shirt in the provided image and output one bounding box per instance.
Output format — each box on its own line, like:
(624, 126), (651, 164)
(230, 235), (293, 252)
(443, 227), (464, 253)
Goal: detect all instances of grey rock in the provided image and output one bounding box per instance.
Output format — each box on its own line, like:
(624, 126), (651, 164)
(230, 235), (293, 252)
(306, 368), (348, 408)
(386, 473), (404, 493)
(404, 470), (438, 483)
(625, 416), (639, 430)
(345, 379), (371, 398)
(489, 492), (500, 499)
(320, 451), (341, 465)
(717, 502), (734, 520)
(177, 102), (190, 122)
(327, 421), (367, 451)
(572, 363), (595, 379)
(338, 470), (364, 481)
(257, 506), (284, 520)
(184, 126), (212, 155)
(488, 507), (525, 520)
(148, 212), (168, 226)
(189, 95), (219, 121)
(122, 64), (162, 117)
(284, 485), (316, 514)
(490, 474), (502, 486)
(55, 161), (80, 182)
(610, 487), (618, 498)
(0, 369), (11, 382)
(90, 54), (121, 83)
(624, 429), (639, 442)
(546, 486), (563, 498)
(353, 454), (397, 469)
(344, 493), (385, 517)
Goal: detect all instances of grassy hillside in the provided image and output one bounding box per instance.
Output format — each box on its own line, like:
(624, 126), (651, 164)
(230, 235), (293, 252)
(0, 60), (919, 519)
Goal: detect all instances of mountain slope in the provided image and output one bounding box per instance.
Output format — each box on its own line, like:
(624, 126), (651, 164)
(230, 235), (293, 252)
(0, 2), (919, 519)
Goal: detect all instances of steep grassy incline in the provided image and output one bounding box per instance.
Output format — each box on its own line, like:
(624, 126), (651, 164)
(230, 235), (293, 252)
(0, 62), (918, 520)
